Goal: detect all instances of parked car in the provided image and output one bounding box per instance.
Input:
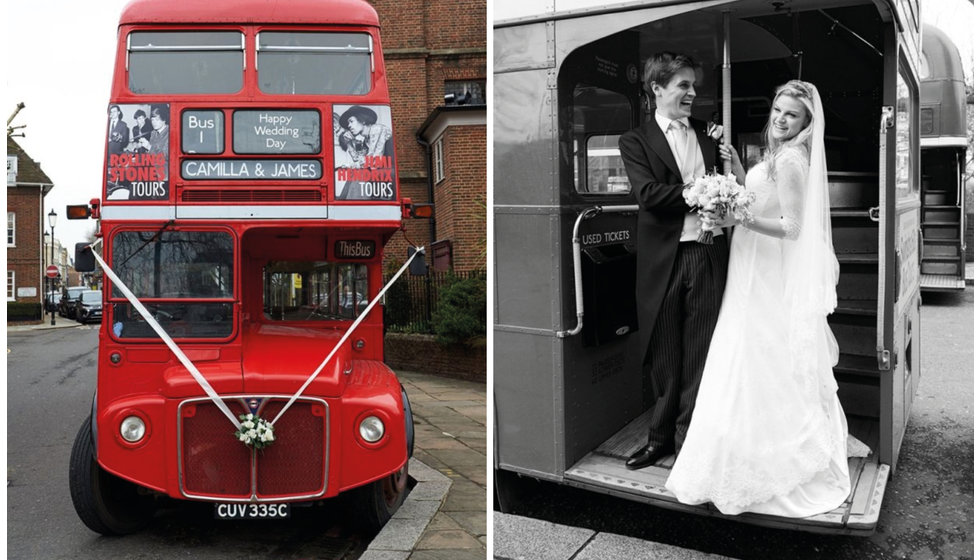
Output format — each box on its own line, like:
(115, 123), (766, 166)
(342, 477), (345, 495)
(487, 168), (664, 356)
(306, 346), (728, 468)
(60, 287), (87, 318)
(74, 290), (103, 324)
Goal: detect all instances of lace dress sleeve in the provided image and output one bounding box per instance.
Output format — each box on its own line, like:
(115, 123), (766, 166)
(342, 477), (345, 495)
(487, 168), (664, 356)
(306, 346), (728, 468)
(742, 149), (807, 240)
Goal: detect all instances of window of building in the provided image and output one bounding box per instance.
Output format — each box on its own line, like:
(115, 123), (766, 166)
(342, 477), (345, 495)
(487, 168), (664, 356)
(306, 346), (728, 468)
(7, 271), (15, 301)
(434, 136), (445, 184)
(444, 80), (486, 105)
(7, 212), (14, 246)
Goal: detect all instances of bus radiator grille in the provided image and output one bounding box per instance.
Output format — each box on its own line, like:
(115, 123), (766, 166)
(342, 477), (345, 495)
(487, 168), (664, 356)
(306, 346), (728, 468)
(255, 401), (328, 497)
(179, 399), (328, 500)
(181, 401), (252, 498)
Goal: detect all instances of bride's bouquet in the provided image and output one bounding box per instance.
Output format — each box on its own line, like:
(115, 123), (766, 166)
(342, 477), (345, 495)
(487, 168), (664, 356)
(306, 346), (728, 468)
(683, 172), (755, 244)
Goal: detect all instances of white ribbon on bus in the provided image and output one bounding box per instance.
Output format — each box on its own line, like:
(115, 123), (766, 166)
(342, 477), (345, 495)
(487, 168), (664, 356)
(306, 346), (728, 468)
(87, 238), (424, 430)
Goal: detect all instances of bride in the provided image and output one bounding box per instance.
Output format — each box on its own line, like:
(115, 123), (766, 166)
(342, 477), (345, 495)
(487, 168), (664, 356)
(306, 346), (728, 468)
(664, 80), (853, 517)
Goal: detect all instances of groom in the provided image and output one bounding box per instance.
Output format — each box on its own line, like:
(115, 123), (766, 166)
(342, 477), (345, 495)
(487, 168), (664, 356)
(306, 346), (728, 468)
(618, 52), (729, 470)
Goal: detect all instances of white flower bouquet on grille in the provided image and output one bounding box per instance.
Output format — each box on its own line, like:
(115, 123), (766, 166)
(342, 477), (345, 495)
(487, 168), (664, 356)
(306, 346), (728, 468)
(683, 172), (755, 244)
(234, 413), (276, 450)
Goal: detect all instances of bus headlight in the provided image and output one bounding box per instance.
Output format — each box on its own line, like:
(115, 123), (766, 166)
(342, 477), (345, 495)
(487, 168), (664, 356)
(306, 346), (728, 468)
(359, 416), (385, 443)
(120, 416), (146, 443)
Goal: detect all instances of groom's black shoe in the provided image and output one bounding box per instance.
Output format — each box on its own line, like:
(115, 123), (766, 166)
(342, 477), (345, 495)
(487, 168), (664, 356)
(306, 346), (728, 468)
(625, 444), (673, 470)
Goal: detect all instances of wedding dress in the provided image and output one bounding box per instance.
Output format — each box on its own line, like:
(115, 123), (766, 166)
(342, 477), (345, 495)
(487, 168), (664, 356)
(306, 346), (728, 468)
(664, 148), (850, 517)
(664, 83), (852, 517)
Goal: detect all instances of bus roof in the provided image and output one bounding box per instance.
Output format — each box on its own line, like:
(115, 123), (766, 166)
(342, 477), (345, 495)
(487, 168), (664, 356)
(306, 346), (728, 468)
(921, 24), (965, 83)
(920, 23), (968, 143)
(120, 0), (380, 27)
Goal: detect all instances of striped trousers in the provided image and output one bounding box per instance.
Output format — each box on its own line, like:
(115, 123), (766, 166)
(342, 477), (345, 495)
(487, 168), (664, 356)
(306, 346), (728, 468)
(646, 240), (728, 452)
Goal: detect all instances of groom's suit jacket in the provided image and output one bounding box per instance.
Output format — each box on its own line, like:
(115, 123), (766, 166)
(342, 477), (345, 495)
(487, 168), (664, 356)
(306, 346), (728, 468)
(618, 117), (720, 355)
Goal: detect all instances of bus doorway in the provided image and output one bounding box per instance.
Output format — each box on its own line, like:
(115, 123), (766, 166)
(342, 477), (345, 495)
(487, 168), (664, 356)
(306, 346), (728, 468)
(919, 23), (970, 292)
(494, 0), (921, 534)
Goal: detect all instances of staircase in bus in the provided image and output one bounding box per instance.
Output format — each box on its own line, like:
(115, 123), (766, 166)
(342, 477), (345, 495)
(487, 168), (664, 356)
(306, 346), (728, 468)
(920, 172), (966, 291)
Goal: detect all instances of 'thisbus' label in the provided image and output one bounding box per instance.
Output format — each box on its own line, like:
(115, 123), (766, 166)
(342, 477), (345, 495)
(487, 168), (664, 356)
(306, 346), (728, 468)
(105, 103), (171, 201)
(334, 240), (376, 259)
(333, 104), (396, 201)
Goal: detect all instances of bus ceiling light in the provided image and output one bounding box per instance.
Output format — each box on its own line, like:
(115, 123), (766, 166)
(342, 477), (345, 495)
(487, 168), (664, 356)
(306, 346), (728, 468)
(120, 416), (146, 443)
(359, 416), (384, 443)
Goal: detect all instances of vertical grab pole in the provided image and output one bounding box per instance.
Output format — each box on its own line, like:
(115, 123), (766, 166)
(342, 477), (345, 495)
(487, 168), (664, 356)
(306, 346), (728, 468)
(722, 10), (732, 175)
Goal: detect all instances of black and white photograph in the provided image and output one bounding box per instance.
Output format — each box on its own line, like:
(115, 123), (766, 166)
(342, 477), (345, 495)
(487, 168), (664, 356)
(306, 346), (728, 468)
(492, 0), (973, 558)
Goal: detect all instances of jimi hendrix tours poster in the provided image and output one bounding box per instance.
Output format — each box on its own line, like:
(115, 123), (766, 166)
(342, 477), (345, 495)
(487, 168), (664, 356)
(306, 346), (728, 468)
(332, 104), (396, 201)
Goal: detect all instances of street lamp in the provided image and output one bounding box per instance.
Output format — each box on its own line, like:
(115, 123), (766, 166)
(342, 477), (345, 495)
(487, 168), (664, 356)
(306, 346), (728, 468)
(48, 209), (57, 326)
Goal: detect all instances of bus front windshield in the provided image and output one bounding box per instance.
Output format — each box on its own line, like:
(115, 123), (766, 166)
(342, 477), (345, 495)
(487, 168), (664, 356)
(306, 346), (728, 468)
(263, 261), (368, 321)
(110, 229), (234, 339)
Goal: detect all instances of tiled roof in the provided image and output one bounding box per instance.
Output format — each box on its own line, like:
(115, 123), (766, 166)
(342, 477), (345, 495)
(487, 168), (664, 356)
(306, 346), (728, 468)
(7, 136), (54, 189)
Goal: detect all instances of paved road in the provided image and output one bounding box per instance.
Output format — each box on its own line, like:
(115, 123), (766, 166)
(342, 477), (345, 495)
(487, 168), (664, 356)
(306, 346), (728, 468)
(6, 325), (371, 560)
(496, 288), (973, 559)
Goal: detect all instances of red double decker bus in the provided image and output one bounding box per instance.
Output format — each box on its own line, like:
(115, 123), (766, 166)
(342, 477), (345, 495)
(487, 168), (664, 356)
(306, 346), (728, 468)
(68, 0), (420, 534)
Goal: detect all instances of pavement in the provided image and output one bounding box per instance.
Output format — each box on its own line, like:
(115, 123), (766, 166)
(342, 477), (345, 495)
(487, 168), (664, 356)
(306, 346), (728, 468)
(494, 512), (733, 560)
(7, 319), (488, 560)
(364, 370), (487, 560)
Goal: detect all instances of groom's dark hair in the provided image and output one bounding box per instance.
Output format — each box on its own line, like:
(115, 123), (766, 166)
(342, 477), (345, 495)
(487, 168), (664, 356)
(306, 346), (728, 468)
(643, 52), (700, 98)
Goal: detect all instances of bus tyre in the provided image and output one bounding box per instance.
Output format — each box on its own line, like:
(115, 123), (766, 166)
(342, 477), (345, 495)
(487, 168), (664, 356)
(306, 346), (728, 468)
(69, 416), (154, 535)
(352, 463), (408, 532)
(401, 384), (415, 458)
(494, 469), (537, 514)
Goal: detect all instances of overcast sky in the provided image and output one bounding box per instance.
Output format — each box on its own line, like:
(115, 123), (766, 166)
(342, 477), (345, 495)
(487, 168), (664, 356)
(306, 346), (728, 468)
(4, 0), (975, 251)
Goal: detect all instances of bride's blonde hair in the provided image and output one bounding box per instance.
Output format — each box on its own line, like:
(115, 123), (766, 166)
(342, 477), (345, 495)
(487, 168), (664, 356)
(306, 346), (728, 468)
(762, 80), (816, 177)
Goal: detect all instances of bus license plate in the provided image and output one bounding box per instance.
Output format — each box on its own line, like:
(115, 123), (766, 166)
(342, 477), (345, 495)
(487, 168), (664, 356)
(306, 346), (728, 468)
(215, 503), (291, 520)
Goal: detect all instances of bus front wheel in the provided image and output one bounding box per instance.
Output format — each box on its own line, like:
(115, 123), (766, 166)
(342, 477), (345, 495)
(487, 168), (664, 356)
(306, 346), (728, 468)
(351, 463), (408, 532)
(68, 416), (155, 535)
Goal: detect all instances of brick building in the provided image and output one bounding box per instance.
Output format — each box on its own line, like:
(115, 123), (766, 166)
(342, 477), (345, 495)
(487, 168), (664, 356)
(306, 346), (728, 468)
(369, 0), (487, 273)
(7, 136), (55, 320)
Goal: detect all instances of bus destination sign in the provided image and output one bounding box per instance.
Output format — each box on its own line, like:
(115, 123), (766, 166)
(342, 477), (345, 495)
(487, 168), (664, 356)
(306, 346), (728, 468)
(334, 240), (376, 260)
(181, 160), (322, 180)
(233, 110), (321, 154)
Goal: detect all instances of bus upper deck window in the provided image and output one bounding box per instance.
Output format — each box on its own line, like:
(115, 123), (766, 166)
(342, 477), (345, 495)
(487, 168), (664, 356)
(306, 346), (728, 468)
(257, 32), (372, 95)
(128, 31), (244, 94)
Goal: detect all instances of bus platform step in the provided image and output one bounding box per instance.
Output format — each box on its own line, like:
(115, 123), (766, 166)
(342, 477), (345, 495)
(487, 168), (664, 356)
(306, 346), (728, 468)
(920, 274), (966, 291)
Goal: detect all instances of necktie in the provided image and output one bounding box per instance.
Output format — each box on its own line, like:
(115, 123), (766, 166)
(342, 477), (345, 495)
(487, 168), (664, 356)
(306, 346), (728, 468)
(669, 120), (689, 179)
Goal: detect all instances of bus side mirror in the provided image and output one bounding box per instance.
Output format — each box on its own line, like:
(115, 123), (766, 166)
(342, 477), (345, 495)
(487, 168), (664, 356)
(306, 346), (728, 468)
(75, 243), (96, 273)
(409, 247), (427, 276)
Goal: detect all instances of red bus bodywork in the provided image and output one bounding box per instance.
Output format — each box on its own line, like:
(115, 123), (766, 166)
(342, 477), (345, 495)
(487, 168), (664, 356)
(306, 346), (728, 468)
(75, 0), (413, 528)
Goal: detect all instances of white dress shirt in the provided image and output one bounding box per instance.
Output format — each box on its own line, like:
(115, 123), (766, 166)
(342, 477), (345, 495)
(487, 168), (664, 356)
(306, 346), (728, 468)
(654, 111), (720, 242)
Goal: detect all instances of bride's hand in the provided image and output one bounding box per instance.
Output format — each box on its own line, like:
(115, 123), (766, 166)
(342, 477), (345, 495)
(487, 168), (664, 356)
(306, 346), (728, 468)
(718, 144), (746, 183)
